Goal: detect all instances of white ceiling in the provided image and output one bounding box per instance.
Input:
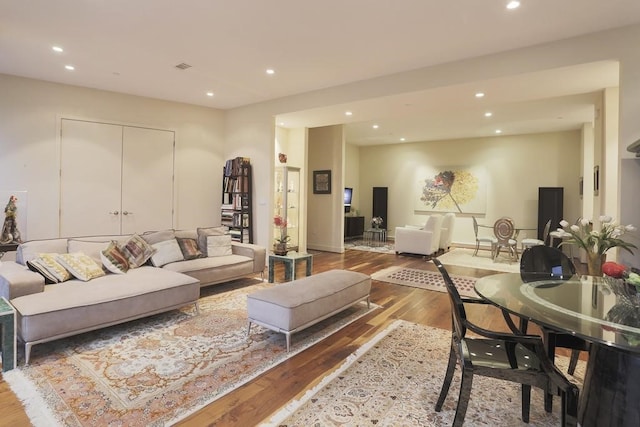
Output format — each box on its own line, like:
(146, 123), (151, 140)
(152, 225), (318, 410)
(1, 1), (639, 145)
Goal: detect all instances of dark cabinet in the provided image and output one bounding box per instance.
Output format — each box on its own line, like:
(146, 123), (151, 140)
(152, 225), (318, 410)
(344, 216), (365, 239)
(538, 187), (563, 242)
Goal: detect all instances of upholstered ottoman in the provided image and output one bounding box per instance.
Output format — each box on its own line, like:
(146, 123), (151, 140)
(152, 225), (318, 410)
(246, 269), (371, 351)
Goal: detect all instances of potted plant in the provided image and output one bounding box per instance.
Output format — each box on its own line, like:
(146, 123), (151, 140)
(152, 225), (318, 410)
(556, 215), (637, 276)
(273, 215), (290, 255)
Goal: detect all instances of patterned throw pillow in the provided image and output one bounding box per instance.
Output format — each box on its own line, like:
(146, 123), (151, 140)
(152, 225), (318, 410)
(206, 234), (232, 257)
(27, 259), (60, 284)
(56, 252), (106, 281)
(27, 253), (72, 283)
(120, 234), (156, 268)
(101, 241), (130, 274)
(176, 237), (203, 260)
(150, 238), (184, 267)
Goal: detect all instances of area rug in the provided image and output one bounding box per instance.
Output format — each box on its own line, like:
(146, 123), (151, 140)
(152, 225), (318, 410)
(4, 279), (378, 427)
(263, 320), (585, 426)
(436, 248), (521, 273)
(344, 239), (395, 254)
(372, 266), (478, 297)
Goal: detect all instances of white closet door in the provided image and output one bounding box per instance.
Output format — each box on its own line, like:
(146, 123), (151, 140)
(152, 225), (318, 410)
(121, 126), (175, 234)
(60, 119), (123, 236)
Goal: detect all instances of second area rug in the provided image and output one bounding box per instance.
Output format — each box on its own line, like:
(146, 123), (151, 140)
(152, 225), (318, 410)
(263, 320), (585, 427)
(371, 266), (479, 297)
(4, 278), (377, 427)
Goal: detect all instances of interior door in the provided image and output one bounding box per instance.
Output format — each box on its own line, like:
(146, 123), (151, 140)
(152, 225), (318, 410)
(60, 119), (123, 236)
(121, 126), (175, 234)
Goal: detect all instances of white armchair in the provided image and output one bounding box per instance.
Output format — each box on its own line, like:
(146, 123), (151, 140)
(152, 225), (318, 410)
(439, 213), (456, 252)
(394, 214), (444, 256)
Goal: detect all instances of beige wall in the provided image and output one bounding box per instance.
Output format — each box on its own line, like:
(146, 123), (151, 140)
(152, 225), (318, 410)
(307, 125), (344, 252)
(355, 131), (582, 246)
(0, 74), (225, 240)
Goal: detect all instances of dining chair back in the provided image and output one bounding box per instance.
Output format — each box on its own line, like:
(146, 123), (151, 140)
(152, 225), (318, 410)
(519, 245), (589, 406)
(521, 219), (552, 252)
(493, 217), (518, 261)
(432, 258), (579, 426)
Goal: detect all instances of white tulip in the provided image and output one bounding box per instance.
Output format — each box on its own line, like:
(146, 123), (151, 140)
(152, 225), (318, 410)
(570, 225), (580, 232)
(580, 218), (590, 226)
(600, 215), (613, 223)
(560, 220), (569, 228)
(626, 225), (637, 232)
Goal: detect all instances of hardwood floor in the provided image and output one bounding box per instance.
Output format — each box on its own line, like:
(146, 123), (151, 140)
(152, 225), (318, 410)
(0, 248), (575, 427)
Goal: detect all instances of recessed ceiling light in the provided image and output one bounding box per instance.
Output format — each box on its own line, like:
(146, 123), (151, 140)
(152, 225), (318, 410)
(345, 111), (353, 116)
(484, 112), (493, 117)
(400, 137), (406, 142)
(64, 65), (75, 71)
(372, 124), (379, 129)
(475, 92), (485, 98)
(495, 129), (502, 134)
(279, 122), (285, 126)
(506, 1), (520, 10)
(266, 69), (275, 75)
(52, 46), (63, 53)
(206, 92), (214, 97)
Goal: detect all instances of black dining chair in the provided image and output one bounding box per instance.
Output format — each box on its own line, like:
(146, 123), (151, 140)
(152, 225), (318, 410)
(433, 258), (579, 426)
(519, 246), (590, 411)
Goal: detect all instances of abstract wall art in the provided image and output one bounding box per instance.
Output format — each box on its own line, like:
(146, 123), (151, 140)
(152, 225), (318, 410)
(415, 166), (486, 214)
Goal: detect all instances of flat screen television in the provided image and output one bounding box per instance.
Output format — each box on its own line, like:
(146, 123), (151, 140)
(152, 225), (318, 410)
(344, 187), (353, 213)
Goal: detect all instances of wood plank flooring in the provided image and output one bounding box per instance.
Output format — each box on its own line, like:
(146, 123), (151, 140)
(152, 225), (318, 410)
(0, 248), (581, 427)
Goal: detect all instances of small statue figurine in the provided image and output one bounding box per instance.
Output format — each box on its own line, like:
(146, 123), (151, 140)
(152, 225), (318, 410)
(0, 195), (23, 244)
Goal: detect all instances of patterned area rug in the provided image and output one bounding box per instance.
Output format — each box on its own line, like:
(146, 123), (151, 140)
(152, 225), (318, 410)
(436, 248), (521, 273)
(4, 279), (377, 427)
(372, 266), (478, 297)
(263, 320), (585, 426)
(344, 239), (395, 254)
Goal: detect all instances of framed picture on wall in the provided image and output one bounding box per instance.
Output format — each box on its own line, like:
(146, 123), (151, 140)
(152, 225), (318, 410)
(313, 170), (331, 194)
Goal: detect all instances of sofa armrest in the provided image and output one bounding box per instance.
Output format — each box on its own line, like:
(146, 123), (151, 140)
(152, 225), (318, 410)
(232, 243), (266, 274)
(0, 261), (45, 300)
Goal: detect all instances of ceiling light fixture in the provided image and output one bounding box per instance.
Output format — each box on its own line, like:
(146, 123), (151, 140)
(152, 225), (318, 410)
(506, 1), (521, 10)
(484, 112), (493, 117)
(64, 65), (75, 71)
(52, 46), (63, 53)
(400, 137), (406, 142)
(495, 129), (502, 134)
(206, 92), (214, 97)
(345, 111), (353, 116)
(475, 92), (485, 98)
(372, 124), (379, 129)
(266, 69), (275, 75)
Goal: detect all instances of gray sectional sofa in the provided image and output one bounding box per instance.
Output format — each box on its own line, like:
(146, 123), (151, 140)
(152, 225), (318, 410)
(0, 227), (266, 364)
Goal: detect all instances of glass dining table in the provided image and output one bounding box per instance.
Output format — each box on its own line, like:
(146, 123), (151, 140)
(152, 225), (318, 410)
(475, 273), (640, 427)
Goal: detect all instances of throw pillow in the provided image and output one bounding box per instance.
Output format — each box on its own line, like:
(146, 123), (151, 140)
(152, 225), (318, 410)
(177, 237), (203, 260)
(101, 241), (130, 274)
(68, 239), (111, 267)
(30, 253), (72, 283)
(56, 252), (106, 282)
(206, 234), (232, 257)
(27, 259), (59, 284)
(150, 238), (184, 267)
(120, 234), (156, 268)
(142, 229), (176, 245)
(197, 226), (228, 254)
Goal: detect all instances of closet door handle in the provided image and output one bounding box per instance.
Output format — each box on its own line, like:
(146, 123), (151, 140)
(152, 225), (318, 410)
(122, 211), (133, 216)
(109, 211), (119, 216)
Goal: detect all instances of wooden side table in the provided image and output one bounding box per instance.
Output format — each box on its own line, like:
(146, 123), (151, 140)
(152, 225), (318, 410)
(0, 296), (17, 371)
(268, 252), (313, 283)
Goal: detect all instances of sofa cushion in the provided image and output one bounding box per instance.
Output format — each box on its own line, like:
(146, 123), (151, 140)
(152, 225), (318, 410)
(197, 226), (228, 255)
(176, 237), (203, 260)
(150, 238), (184, 267)
(101, 241), (130, 274)
(142, 229), (176, 245)
(120, 234), (155, 268)
(206, 235), (232, 257)
(56, 253), (106, 282)
(16, 238), (68, 265)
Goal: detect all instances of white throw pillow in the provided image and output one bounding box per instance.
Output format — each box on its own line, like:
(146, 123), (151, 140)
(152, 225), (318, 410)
(206, 235), (232, 257)
(56, 252), (106, 282)
(150, 238), (185, 267)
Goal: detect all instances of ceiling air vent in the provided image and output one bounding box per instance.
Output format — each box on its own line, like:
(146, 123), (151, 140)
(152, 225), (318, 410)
(175, 63), (192, 70)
